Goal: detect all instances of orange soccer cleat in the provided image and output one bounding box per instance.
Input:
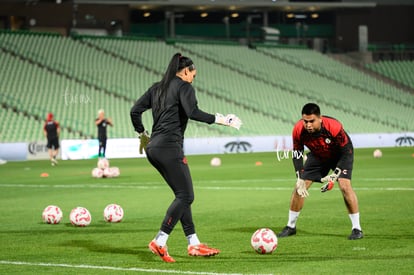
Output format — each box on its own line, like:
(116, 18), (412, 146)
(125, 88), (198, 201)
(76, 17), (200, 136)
(188, 243), (220, 257)
(148, 240), (176, 263)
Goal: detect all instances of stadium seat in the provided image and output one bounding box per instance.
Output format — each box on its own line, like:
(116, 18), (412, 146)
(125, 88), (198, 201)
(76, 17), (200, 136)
(0, 32), (412, 143)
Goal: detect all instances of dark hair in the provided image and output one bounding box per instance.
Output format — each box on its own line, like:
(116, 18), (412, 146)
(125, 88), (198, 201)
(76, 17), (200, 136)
(153, 53), (194, 114)
(302, 103), (321, 116)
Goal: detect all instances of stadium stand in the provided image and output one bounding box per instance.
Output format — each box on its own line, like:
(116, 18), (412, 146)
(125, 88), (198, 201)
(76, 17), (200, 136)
(175, 42), (413, 132)
(0, 31), (413, 143)
(366, 61), (414, 90)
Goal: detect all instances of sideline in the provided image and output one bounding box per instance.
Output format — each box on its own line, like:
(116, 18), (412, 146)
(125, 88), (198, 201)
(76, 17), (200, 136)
(0, 260), (273, 275)
(0, 182), (413, 191)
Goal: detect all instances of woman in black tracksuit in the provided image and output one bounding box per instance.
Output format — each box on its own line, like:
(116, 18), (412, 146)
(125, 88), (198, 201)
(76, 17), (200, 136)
(130, 53), (241, 262)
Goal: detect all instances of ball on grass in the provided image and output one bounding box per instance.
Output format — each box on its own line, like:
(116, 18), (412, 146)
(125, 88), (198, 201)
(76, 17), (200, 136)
(97, 158), (109, 169)
(373, 149), (382, 158)
(110, 167), (120, 177)
(42, 205), (63, 224)
(70, 207), (92, 227)
(92, 168), (103, 178)
(251, 228), (278, 254)
(103, 204), (124, 223)
(210, 157), (221, 167)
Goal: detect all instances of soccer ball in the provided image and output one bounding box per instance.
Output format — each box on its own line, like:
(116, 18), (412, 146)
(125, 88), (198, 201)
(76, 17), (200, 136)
(103, 167), (112, 178)
(251, 228), (278, 254)
(70, 207), (92, 227)
(210, 157), (221, 167)
(103, 204), (124, 223)
(373, 149), (382, 158)
(92, 167), (104, 178)
(42, 205), (63, 224)
(110, 167), (120, 177)
(97, 158), (109, 169)
(104, 167), (120, 178)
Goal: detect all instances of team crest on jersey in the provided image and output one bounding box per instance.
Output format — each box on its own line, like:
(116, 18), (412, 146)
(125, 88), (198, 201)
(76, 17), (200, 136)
(325, 138), (331, 144)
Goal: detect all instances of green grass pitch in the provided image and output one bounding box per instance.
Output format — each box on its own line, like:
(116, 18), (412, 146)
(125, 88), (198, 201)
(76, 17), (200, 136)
(0, 147), (413, 274)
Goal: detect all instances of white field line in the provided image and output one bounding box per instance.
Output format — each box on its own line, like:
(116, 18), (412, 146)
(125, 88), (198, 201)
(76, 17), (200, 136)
(0, 179), (413, 191)
(0, 260), (273, 275)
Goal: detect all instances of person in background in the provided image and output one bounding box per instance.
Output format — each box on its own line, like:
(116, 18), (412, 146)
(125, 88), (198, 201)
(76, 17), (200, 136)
(43, 112), (60, 166)
(95, 109), (113, 158)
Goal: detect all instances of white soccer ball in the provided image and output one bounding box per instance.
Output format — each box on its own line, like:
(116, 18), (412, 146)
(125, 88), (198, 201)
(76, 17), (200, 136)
(373, 149), (382, 158)
(210, 157), (221, 167)
(92, 167), (104, 178)
(103, 204), (124, 223)
(70, 207), (92, 227)
(42, 205), (63, 224)
(97, 158), (109, 169)
(103, 167), (112, 178)
(110, 167), (120, 177)
(251, 228), (278, 254)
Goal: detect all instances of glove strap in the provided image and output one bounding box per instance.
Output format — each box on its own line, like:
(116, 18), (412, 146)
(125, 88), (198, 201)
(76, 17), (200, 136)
(296, 170), (303, 180)
(333, 167), (342, 177)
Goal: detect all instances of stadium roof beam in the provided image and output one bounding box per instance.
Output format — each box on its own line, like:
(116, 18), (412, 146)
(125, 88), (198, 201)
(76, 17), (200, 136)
(73, 0), (377, 12)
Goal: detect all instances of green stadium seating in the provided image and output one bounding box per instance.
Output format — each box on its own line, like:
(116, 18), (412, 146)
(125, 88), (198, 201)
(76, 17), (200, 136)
(0, 31), (413, 143)
(366, 60), (414, 89)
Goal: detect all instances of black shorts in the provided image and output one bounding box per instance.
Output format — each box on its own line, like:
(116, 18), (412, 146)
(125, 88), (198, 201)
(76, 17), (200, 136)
(47, 138), (59, 150)
(302, 153), (353, 182)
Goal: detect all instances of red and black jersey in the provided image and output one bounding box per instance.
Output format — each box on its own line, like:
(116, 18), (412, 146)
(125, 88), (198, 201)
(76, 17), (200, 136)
(44, 120), (59, 140)
(292, 116), (353, 173)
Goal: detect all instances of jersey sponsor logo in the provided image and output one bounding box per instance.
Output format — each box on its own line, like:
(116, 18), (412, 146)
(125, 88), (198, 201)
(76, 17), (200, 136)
(325, 138), (331, 144)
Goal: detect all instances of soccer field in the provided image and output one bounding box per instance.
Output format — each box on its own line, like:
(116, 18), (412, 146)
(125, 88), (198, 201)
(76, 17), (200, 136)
(0, 147), (413, 274)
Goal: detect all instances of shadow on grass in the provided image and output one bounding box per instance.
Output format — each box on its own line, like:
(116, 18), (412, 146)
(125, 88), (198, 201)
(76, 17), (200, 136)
(225, 226), (350, 238)
(59, 240), (200, 263)
(59, 240), (166, 263)
(0, 221), (152, 235)
(62, 239), (137, 255)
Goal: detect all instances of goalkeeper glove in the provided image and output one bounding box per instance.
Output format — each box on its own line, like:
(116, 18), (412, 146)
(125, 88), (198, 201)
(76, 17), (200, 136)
(138, 131), (150, 154)
(320, 167), (341, 192)
(215, 113), (242, 130)
(295, 171), (309, 198)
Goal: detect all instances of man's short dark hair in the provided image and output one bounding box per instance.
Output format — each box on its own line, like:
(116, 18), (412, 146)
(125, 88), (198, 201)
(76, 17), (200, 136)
(302, 103), (321, 116)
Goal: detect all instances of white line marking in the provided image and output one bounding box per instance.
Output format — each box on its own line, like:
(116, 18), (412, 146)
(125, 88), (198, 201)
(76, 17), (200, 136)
(359, 178), (414, 181)
(0, 260), (272, 275)
(0, 183), (412, 191)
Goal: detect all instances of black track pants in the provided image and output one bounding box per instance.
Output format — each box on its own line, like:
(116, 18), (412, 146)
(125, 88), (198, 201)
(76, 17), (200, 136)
(146, 144), (196, 236)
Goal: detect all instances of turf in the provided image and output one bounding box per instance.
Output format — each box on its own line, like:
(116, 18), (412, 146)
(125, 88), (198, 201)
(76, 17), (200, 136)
(0, 147), (413, 274)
